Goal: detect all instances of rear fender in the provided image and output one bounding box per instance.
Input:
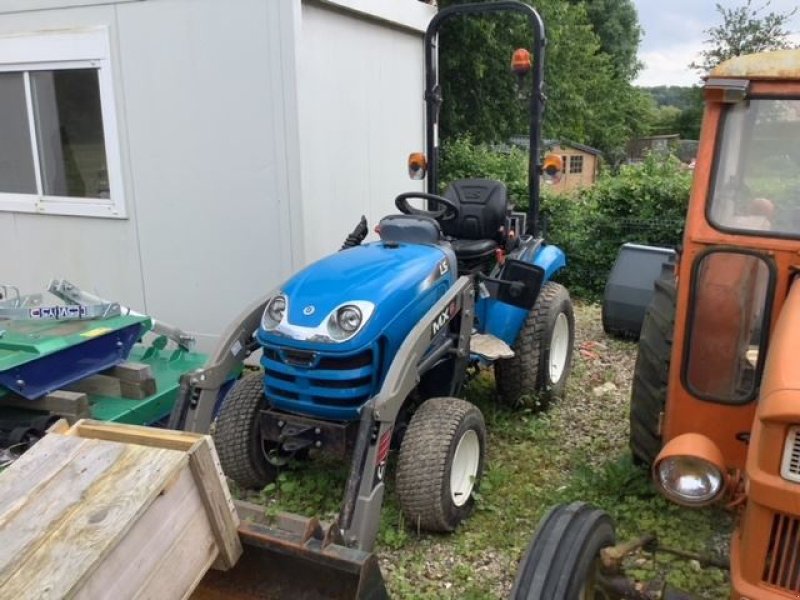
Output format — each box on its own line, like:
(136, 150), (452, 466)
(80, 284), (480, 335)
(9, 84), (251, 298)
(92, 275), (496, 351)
(531, 244), (566, 282)
(476, 243), (566, 347)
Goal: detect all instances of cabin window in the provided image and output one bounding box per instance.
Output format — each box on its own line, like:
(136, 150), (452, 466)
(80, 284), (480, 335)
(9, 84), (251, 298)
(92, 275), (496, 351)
(708, 98), (800, 239)
(683, 250), (773, 405)
(0, 30), (124, 218)
(569, 155), (583, 174)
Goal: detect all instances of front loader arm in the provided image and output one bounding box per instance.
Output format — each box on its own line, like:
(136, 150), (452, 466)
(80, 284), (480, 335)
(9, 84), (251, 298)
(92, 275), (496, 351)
(170, 294), (270, 433)
(338, 275), (475, 551)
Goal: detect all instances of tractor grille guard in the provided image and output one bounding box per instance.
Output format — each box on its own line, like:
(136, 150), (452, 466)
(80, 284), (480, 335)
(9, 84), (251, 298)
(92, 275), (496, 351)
(763, 511), (800, 592)
(261, 345), (379, 421)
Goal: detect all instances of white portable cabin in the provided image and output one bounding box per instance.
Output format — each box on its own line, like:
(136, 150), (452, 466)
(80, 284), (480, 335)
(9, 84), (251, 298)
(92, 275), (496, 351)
(0, 0), (434, 349)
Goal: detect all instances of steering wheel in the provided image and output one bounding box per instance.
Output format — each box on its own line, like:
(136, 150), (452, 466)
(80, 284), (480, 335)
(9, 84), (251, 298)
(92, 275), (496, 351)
(395, 192), (460, 221)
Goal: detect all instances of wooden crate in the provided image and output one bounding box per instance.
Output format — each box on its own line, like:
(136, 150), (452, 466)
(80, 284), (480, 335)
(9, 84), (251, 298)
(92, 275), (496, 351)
(0, 420), (242, 600)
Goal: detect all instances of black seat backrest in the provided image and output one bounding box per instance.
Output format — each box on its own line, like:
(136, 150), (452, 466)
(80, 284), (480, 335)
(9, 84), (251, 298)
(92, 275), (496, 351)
(440, 179), (507, 240)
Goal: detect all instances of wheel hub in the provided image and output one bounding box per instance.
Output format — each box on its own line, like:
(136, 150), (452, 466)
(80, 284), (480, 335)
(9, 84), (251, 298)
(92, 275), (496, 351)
(450, 429), (480, 506)
(549, 312), (570, 383)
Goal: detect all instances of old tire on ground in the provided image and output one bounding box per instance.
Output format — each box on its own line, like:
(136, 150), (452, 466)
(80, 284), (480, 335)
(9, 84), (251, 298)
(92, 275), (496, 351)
(630, 273), (676, 466)
(511, 502), (616, 600)
(396, 397), (486, 532)
(213, 371), (278, 490)
(495, 281), (575, 411)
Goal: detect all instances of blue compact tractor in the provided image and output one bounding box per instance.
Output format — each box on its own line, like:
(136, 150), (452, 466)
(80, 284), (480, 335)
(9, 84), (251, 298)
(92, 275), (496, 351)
(173, 2), (573, 594)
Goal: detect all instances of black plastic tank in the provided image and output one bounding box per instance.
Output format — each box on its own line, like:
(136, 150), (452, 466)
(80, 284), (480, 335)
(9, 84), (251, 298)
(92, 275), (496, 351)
(602, 243), (676, 339)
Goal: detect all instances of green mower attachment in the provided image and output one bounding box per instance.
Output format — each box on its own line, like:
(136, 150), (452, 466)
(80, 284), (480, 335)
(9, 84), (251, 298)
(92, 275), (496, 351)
(0, 280), (207, 453)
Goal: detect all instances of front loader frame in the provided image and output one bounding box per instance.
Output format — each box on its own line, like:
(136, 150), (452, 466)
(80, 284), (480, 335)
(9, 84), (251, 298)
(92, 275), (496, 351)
(174, 276), (474, 554)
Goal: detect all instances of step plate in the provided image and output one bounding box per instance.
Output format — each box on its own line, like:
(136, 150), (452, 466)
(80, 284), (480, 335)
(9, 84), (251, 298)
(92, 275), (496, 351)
(470, 333), (514, 360)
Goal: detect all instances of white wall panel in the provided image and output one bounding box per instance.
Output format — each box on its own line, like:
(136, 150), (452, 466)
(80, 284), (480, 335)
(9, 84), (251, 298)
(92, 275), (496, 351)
(115, 0), (299, 347)
(297, 2), (428, 262)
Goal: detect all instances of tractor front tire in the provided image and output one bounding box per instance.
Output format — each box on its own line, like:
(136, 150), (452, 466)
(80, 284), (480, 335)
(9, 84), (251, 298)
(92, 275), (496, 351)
(495, 281), (575, 411)
(511, 502), (616, 600)
(630, 273), (676, 466)
(396, 397), (486, 532)
(213, 372), (278, 490)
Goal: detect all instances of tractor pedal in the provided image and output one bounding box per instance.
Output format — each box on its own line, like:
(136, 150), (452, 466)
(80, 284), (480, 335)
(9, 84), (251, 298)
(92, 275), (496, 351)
(470, 333), (514, 360)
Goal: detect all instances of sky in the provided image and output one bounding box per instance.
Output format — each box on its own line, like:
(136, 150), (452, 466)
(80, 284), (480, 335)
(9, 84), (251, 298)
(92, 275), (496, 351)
(633, 0), (800, 87)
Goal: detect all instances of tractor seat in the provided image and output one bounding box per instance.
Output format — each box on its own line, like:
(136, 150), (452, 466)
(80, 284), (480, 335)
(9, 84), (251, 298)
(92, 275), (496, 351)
(440, 179), (508, 270)
(449, 238), (498, 259)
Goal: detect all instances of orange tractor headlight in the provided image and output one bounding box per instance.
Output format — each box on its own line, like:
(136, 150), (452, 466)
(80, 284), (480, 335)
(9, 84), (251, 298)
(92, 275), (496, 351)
(653, 433), (728, 507)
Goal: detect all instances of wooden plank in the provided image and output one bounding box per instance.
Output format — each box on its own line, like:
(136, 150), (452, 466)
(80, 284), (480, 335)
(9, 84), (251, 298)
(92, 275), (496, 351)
(0, 422), (241, 599)
(75, 467), (216, 600)
(0, 438), (129, 588)
(47, 418), (70, 434)
(0, 390), (90, 422)
(188, 439), (242, 570)
(68, 420), (204, 453)
(133, 496), (218, 600)
(68, 365), (157, 400)
(0, 434), (88, 521)
(120, 378), (158, 400)
(0, 442), (187, 598)
(67, 374), (122, 397)
(105, 361), (154, 383)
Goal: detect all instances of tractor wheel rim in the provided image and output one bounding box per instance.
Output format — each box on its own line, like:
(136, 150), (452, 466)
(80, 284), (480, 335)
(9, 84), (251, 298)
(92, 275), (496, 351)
(549, 312), (570, 383)
(450, 429), (480, 507)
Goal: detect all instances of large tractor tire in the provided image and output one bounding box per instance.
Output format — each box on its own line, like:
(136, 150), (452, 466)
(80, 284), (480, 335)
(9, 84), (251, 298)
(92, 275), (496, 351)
(496, 282), (575, 411)
(630, 273), (676, 466)
(396, 397), (486, 532)
(213, 371), (278, 490)
(511, 502), (616, 600)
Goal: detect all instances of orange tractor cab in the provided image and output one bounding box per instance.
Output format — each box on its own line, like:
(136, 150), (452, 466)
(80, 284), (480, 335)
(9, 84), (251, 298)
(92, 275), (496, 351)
(511, 49), (800, 599)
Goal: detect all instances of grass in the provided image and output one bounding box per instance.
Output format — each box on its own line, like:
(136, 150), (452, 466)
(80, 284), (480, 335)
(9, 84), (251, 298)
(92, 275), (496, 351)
(236, 303), (731, 598)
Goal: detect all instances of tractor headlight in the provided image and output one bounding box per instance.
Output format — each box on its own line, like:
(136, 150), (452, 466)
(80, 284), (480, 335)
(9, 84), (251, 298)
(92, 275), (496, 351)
(653, 433), (727, 507)
(261, 294), (287, 330)
(327, 302), (374, 341)
(337, 306), (362, 332)
(656, 456), (724, 505)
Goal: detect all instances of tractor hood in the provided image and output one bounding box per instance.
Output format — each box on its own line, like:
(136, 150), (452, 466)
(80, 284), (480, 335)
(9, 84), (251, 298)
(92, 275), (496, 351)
(257, 241), (453, 350)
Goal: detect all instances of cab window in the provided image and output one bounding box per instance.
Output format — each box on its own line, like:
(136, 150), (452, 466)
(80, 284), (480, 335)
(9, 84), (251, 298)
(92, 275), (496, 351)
(708, 98), (800, 238)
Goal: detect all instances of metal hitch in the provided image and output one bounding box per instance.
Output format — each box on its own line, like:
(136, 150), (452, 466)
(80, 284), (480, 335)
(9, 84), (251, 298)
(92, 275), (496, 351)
(261, 409), (356, 458)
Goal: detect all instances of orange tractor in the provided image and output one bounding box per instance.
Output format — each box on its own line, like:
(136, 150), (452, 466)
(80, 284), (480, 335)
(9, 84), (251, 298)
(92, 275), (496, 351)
(511, 49), (800, 598)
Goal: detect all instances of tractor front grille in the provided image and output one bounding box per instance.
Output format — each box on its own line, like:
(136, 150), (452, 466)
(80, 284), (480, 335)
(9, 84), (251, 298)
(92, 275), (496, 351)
(261, 345), (377, 418)
(781, 426), (800, 483)
(763, 512), (800, 592)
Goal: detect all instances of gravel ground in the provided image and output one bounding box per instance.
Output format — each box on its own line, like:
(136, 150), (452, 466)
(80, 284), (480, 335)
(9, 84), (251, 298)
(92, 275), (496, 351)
(377, 301), (641, 597)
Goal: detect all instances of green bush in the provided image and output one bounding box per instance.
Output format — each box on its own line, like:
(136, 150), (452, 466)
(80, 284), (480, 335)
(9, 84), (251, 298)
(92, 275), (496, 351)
(546, 155), (692, 299)
(440, 139), (693, 299)
(439, 136), (529, 207)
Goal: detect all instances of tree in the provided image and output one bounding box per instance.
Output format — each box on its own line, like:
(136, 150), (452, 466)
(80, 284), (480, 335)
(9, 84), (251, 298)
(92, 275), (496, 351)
(640, 86), (704, 140)
(436, 0), (650, 158)
(692, 0), (798, 73)
(566, 0), (642, 80)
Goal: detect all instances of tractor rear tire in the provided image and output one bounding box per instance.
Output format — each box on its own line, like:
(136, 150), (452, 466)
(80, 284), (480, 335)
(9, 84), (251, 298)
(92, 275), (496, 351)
(495, 282), (575, 411)
(396, 397), (486, 532)
(630, 273), (676, 467)
(511, 502), (616, 600)
(213, 371), (278, 490)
